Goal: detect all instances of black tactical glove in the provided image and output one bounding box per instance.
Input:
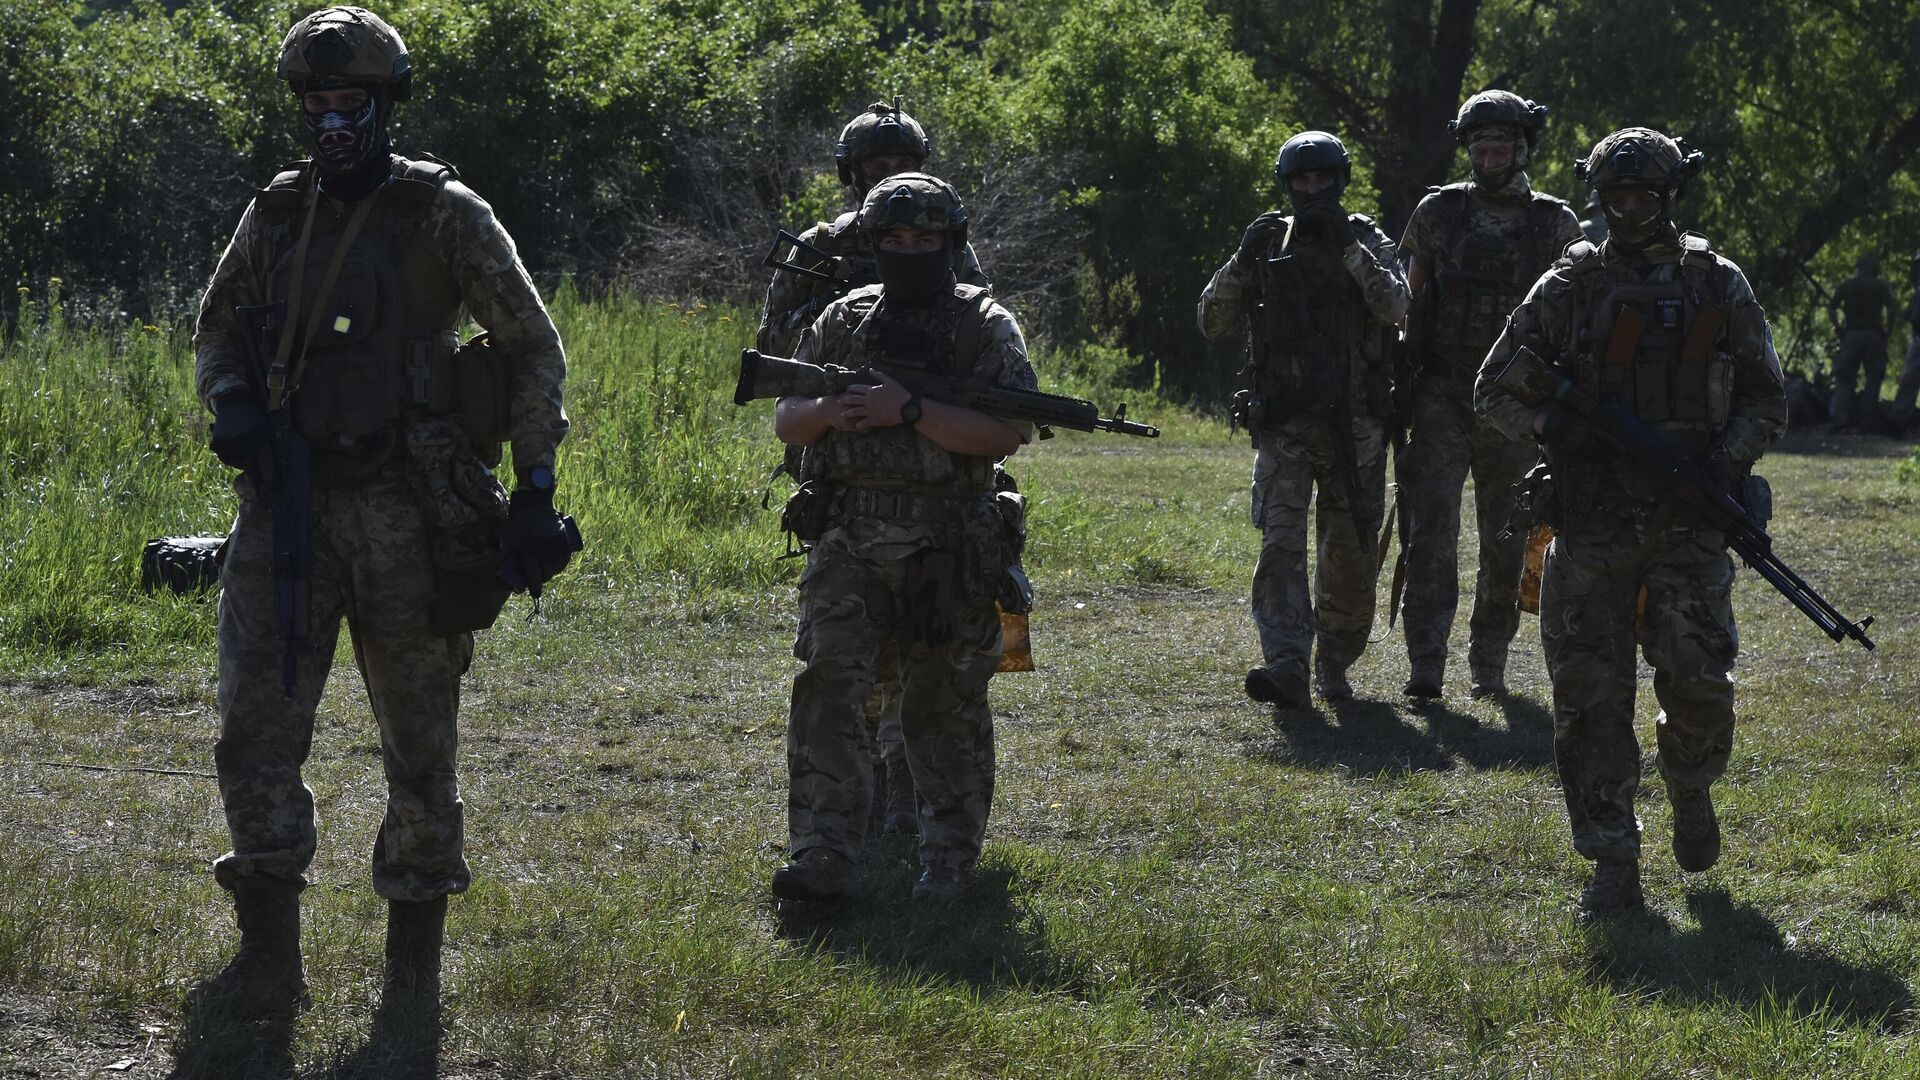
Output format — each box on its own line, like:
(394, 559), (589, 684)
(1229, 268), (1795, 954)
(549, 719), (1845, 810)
(1296, 203), (1355, 248)
(208, 393), (270, 471)
(1233, 213), (1286, 270)
(498, 485), (582, 599)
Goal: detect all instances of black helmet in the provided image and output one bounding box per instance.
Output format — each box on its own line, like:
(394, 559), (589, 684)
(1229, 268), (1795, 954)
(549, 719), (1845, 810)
(835, 101), (932, 189)
(1274, 130), (1351, 184)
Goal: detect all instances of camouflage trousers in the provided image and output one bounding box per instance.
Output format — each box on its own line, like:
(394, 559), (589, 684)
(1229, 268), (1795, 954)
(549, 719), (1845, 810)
(1249, 415), (1387, 683)
(1540, 522), (1738, 862)
(1832, 329), (1888, 426)
(213, 472), (473, 902)
(866, 645), (908, 780)
(789, 537), (1000, 872)
(1396, 375), (1537, 679)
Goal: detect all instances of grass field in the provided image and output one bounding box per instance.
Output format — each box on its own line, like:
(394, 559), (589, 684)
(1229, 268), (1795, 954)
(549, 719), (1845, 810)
(2, 295), (1917, 1078)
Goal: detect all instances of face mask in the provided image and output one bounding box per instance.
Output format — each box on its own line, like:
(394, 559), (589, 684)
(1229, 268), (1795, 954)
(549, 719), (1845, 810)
(1285, 184), (1346, 245)
(300, 92), (386, 177)
(1601, 189), (1669, 247)
(875, 247), (952, 306)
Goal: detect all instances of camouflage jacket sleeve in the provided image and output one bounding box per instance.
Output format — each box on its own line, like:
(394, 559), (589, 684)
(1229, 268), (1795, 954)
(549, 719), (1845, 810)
(1343, 224), (1411, 326)
(756, 220), (836, 356)
(1547, 203), (1585, 260)
(972, 300), (1039, 445)
(1397, 194), (1446, 270)
(1196, 244), (1256, 341)
(1474, 266), (1575, 441)
(1713, 259), (1787, 464)
(192, 201), (271, 408)
(792, 288), (864, 369)
(430, 180), (569, 480)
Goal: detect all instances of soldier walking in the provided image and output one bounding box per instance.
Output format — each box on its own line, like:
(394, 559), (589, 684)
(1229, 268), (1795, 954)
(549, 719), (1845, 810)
(770, 174), (1033, 905)
(1476, 129), (1787, 918)
(193, 5), (576, 1024)
(1396, 91), (1582, 699)
(760, 101), (996, 842)
(1198, 132), (1410, 709)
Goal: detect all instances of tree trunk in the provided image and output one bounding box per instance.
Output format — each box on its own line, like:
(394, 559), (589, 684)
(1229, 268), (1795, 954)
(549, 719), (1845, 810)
(1374, 0), (1483, 238)
(1753, 103), (1920, 298)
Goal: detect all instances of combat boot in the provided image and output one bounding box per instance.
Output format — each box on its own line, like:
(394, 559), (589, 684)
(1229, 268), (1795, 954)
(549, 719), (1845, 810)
(1577, 858), (1644, 921)
(911, 864), (968, 906)
(204, 879), (308, 1018)
(1468, 667), (1507, 700)
(1668, 785), (1722, 872)
(1402, 661), (1443, 700)
(1312, 657), (1353, 702)
(1245, 666), (1310, 710)
(881, 760), (919, 837)
(383, 897), (447, 1001)
(771, 848), (855, 903)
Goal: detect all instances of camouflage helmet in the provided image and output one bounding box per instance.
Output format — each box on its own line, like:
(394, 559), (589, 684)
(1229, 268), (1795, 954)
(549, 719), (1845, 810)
(277, 7), (412, 100)
(858, 172), (968, 247)
(835, 101), (932, 187)
(1273, 130), (1351, 183)
(1449, 90), (1548, 149)
(1575, 128), (1705, 195)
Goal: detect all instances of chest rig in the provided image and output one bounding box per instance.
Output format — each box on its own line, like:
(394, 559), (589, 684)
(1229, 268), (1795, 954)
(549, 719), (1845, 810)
(253, 157), (462, 454)
(816, 283), (997, 498)
(1428, 186), (1569, 370)
(1248, 221), (1388, 421)
(1559, 234), (1733, 509)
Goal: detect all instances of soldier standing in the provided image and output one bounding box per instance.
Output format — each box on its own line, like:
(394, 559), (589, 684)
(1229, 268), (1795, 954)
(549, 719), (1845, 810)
(761, 102), (994, 841)
(1826, 253), (1901, 428)
(1476, 129), (1787, 918)
(1396, 91), (1583, 699)
(1198, 132), (1410, 709)
(193, 6), (575, 1020)
(1888, 251), (1920, 430)
(770, 174), (1033, 905)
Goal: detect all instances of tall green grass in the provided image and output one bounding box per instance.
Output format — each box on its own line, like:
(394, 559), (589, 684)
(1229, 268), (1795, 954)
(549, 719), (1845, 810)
(0, 284), (1201, 669)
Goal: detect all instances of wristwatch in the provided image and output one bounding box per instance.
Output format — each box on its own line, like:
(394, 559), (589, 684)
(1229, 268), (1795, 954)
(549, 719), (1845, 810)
(900, 395), (923, 428)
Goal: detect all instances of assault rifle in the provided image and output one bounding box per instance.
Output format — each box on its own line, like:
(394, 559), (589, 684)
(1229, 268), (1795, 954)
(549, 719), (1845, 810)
(235, 302), (315, 694)
(1268, 227), (1375, 553)
(762, 230), (853, 338)
(1491, 346), (1875, 650)
(733, 349), (1161, 439)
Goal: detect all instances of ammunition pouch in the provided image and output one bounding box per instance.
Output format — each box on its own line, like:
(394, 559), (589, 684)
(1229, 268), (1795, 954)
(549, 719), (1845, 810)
(993, 480), (1032, 615)
(1741, 473), (1773, 530)
(402, 415), (512, 635)
(780, 478), (836, 554)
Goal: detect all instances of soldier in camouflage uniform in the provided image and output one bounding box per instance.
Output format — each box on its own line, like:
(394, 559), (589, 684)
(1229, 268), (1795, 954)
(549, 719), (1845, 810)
(762, 102), (992, 841)
(770, 173), (1034, 905)
(1826, 254), (1902, 428)
(1888, 253), (1920, 429)
(1476, 129), (1787, 918)
(193, 6), (575, 1018)
(1198, 131), (1410, 709)
(1397, 91), (1583, 699)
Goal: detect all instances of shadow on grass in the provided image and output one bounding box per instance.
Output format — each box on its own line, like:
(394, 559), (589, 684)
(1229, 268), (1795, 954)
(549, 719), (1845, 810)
(1584, 886), (1914, 1032)
(165, 991), (297, 1080)
(1242, 692), (1554, 776)
(772, 857), (1072, 996)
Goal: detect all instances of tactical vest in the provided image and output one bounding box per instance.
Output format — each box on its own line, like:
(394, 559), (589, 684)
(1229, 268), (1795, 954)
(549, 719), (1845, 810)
(253, 156), (467, 453)
(815, 283), (998, 499)
(1426, 185), (1571, 370)
(1249, 217), (1393, 420)
(1562, 233), (1734, 503)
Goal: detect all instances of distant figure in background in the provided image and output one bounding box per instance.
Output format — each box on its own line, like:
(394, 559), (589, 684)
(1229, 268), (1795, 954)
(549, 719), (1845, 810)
(1827, 253), (1901, 428)
(1884, 250), (1920, 432)
(1783, 368), (1829, 430)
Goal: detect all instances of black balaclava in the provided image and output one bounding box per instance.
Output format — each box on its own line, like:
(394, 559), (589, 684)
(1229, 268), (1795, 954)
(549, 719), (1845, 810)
(1286, 177), (1347, 246)
(301, 84), (393, 201)
(875, 243), (954, 307)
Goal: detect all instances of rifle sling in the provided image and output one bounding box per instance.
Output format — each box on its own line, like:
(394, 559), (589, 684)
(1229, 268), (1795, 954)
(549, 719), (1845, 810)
(265, 171), (320, 411)
(286, 192), (380, 405)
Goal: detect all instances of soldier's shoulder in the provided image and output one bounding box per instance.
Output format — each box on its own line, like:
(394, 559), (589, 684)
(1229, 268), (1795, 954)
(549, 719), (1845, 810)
(1528, 189), (1573, 210)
